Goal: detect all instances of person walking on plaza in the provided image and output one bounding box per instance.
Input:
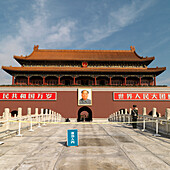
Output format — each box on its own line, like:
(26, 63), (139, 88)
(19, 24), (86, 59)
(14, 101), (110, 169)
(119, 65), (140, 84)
(131, 105), (138, 128)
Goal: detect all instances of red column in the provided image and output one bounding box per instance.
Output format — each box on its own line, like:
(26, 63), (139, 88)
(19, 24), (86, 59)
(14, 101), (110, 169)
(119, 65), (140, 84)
(109, 77), (112, 85)
(154, 76), (156, 86)
(12, 76), (15, 85)
(58, 76), (60, 85)
(28, 76), (30, 85)
(43, 76), (45, 85)
(94, 77), (97, 85)
(73, 77), (76, 85)
(124, 77), (127, 86)
(139, 77), (141, 86)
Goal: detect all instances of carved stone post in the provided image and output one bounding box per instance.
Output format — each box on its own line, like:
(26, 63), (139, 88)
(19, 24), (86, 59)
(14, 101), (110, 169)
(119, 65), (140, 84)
(165, 108), (170, 120)
(142, 107), (146, 115)
(27, 108), (31, 116)
(152, 108), (157, 117)
(35, 108), (38, 123)
(5, 108), (10, 131)
(16, 107), (23, 136)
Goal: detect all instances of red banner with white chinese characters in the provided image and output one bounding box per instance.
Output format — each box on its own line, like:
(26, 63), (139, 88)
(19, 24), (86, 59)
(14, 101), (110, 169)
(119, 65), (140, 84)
(0, 92), (57, 100)
(113, 92), (170, 101)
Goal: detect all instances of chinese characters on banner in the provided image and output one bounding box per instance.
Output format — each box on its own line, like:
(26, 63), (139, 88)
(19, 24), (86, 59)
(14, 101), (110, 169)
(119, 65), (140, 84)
(113, 92), (170, 101)
(0, 92), (57, 100)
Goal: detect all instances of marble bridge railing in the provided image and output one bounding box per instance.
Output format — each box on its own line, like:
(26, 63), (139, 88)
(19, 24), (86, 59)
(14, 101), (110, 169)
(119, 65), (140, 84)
(108, 107), (170, 136)
(0, 108), (63, 139)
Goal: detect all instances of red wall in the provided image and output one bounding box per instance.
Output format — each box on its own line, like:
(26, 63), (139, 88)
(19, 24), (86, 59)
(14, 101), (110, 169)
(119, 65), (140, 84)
(0, 91), (169, 118)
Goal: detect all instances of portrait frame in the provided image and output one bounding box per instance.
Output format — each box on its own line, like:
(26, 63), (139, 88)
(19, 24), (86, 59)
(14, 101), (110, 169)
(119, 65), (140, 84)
(78, 88), (92, 106)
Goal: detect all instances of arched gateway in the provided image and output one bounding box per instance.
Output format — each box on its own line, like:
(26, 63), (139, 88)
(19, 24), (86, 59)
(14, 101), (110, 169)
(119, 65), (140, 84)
(77, 106), (92, 122)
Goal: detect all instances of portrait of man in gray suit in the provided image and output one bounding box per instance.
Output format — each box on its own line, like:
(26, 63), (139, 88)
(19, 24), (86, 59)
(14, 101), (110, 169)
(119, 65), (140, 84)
(78, 89), (92, 105)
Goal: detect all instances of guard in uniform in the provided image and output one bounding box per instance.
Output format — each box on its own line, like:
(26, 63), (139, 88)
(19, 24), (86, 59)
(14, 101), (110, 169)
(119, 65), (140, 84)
(131, 105), (138, 128)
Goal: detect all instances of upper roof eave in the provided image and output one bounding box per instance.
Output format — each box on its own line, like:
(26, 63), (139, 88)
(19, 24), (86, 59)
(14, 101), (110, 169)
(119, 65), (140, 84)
(13, 45), (155, 63)
(13, 55), (154, 62)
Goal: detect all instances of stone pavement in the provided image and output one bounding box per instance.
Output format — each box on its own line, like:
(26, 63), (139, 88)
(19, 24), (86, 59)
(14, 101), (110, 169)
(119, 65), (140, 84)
(0, 123), (170, 170)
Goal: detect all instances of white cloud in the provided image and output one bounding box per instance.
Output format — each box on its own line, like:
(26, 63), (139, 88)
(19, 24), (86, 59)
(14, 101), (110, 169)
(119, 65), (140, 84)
(46, 20), (76, 44)
(0, 0), (156, 85)
(0, 0), (76, 84)
(83, 0), (155, 44)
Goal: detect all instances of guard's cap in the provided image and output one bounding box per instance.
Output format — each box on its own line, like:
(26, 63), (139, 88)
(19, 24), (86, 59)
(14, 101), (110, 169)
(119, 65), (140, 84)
(133, 105), (137, 107)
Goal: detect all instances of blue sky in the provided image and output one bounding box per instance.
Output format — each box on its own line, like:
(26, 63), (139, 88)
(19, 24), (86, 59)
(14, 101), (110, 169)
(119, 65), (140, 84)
(0, 0), (170, 85)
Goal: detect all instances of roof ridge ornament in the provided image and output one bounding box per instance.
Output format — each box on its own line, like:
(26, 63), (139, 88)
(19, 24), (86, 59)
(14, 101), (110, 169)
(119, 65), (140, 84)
(130, 46), (135, 52)
(34, 45), (39, 51)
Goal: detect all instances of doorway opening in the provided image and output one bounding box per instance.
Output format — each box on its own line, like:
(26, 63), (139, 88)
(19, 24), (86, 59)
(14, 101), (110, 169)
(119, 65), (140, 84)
(77, 106), (92, 122)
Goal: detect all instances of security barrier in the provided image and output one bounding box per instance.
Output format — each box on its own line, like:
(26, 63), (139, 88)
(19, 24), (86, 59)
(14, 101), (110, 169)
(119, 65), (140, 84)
(0, 107), (63, 139)
(108, 107), (170, 137)
(1, 107), (170, 142)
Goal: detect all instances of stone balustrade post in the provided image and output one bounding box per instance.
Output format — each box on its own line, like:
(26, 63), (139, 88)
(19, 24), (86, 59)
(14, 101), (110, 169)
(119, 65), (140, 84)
(16, 107), (23, 136)
(2, 112), (5, 119)
(51, 111), (53, 122)
(28, 108), (34, 132)
(115, 112), (117, 121)
(18, 107), (22, 118)
(152, 108), (157, 117)
(142, 107), (146, 115)
(125, 109), (128, 122)
(113, 113), (115, 121)
(57, 113), (59, 122)
(119, 111), (121, 122)
(35, 108), (38, 123)
(112, 113), (114, 121)
(27, 108), (31, 126)
(41, 108), (44, 121)
(59, 114), (61, 122)
(165, 108), (170, 120)
(48, 110), (51, 122)
(129, 108), (132, 115)
(40, 108), (44, 125)
(4, 108), (10, 131)
(27, 108), (31, 116)
(45, 109), (48, 122)
(54, 112), (56, 122)
(125, 109), (127, 114)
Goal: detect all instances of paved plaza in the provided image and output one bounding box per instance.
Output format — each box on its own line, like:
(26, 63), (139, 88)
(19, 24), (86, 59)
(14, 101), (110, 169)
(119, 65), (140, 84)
(0, 122), (170, 170)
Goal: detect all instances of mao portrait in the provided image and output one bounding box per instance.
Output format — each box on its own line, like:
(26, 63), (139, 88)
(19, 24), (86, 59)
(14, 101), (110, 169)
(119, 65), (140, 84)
(78, 88), (92, 105)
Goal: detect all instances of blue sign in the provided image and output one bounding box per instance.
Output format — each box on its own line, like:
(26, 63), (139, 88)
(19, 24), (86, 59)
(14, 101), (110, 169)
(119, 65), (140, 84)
(67, 129), (78, 147)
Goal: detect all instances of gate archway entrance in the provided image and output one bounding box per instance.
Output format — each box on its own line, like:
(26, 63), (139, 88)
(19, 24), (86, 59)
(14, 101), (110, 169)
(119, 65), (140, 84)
(77, 106), (92, 122)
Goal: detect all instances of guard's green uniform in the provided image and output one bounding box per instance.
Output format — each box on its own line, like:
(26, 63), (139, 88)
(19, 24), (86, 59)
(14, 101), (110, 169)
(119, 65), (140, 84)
(131, 108), (138, 128)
